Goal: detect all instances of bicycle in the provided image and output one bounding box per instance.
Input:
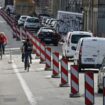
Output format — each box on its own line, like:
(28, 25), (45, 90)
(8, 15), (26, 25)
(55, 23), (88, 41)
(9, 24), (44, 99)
(24, 53), (30, 72)
(0, 45), (3, 59)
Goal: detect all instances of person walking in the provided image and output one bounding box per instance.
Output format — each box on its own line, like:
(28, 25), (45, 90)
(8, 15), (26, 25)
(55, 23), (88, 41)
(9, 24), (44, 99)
(23, 38), (33, 70)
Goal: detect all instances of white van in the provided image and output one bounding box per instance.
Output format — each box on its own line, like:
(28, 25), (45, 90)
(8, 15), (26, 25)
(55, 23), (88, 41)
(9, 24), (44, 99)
(74, 37), (105, 71)
(62, 31), (93, 60)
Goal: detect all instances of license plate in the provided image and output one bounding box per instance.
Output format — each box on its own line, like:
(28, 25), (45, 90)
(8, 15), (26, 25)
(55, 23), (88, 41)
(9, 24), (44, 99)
(84, 58), (95, 62)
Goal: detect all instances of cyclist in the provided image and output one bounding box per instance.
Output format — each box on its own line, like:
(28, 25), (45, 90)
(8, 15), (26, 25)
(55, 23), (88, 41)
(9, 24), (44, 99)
(0, 32), (8, 54)
(23, 38), (33, 70)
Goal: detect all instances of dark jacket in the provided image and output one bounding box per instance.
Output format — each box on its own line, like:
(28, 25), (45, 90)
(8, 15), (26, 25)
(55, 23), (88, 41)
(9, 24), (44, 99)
(24, 41), (33, 52)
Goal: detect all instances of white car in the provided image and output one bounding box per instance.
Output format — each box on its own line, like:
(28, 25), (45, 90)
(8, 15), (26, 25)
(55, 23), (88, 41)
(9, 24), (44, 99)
(18, 15), (29, 26)
(62, 31), (93, 60)
(98, 57), (105, 93)
(24, 17), (41, 31)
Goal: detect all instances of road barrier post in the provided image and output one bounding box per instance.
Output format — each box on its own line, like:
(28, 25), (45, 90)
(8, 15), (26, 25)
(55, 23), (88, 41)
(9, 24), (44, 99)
(59, 57), (69, 87)
(70, 65), (81, 97)
(8, 48), (13, 64)
(12, 23), (17, 38)
(45, 47), (51, 70)
(16, 26), (20, 41)
(40, 42), (46, 63)
(52, 52), (60, 78)
(35, 37), (40, 59)
(85, 72), (94, 105)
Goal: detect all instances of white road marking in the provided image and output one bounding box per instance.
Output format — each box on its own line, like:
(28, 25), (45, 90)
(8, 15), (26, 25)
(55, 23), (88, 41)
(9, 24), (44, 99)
(12, 61), (37, 105)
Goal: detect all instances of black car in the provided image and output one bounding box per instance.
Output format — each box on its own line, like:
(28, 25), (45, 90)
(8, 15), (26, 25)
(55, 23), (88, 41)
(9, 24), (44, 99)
(37, 28), (61, 46)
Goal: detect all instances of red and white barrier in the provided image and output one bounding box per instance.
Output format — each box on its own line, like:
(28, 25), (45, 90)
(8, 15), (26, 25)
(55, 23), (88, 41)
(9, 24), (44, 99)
(70, 65), (80, 97)
(35, 37), (41, 58)
(21, 28), (27, 39)
(40, 42), (46, 63)
(16, 26), (20, 40)
(103, 77), (105, 105)
(45, 47), (51, 70)
(32, 36), (37, 55)
(59, 57), (69, 87)
(52, 52), (60, 78)
(12, 23), (17, 38)
(85, 72), (94, 105)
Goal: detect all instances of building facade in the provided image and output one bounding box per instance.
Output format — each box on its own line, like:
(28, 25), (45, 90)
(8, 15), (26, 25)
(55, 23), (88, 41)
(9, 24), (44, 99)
(83, 0), (105, 36)
(14, 0), (34, 15)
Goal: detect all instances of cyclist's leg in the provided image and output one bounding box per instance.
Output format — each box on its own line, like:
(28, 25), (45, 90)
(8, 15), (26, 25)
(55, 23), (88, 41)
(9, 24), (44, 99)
(22, 53), (24, 62)
(24, 52), (28, 70)
(2, 44), (5, 54)
(29, 52), (32, 63)
(0, 44), (3, 59)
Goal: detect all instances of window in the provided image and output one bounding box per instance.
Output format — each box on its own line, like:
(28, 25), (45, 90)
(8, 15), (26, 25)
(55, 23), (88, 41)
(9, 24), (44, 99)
(71, 35), (91, 44)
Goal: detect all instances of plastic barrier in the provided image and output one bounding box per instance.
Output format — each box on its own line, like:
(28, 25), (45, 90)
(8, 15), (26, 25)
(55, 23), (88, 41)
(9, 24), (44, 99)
(16, 26), (20, 41)
(52, 52), (60, 78)
(40, 42), (46, 63)
(22, 28), (27, 39)
(35, 37), (41, 58)
(12, 23), (17, 38)
(45, 47), (51, 70)
(32, 36), (37, 55)
(70, 65), (80, 97)
(85, 72), (94, 105)
(59, 57), (69, 87)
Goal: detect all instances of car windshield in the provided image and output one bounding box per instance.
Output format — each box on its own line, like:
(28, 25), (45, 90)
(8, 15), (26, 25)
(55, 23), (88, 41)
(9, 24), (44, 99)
(71, 35), (91, 44)
(22, 17), (27, 19)
(27, 18), (39, 23)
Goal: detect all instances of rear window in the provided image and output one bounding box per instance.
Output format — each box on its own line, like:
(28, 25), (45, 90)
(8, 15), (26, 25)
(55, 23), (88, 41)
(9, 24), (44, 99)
(38, 32), (54, 38)
(27, 18), (39, 23)
(41, 32), (53, 36)
(71, 35), (91, 44)
(22, 17), (27, 19)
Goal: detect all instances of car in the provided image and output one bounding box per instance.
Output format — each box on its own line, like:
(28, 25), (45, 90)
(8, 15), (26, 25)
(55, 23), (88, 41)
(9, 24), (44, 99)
(24, 17), (41, 32)
(18, 15), (29, 26)
(62, 31), (93, 60)
(37, 28), (61, 45)
(98, 57), (105, 93)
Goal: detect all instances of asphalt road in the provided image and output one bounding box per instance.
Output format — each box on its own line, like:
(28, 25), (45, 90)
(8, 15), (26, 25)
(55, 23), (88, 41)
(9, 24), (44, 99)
(0, 15), (103, 105)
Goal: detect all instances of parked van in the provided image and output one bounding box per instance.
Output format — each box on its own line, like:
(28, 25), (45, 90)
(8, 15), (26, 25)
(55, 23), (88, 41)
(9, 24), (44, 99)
(74, 37), (105, 71)
(62, 31), (93, 60)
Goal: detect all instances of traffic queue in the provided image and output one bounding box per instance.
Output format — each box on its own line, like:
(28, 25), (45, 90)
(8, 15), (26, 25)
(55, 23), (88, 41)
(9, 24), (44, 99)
(1, 8), (105, 105)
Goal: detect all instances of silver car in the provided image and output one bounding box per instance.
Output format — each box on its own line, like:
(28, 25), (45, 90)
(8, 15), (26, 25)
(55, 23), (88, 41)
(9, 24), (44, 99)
(24, 17), (41, 31)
